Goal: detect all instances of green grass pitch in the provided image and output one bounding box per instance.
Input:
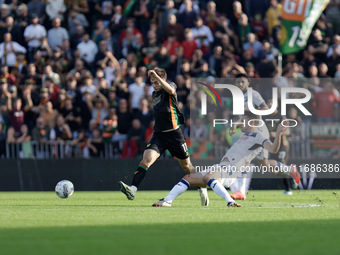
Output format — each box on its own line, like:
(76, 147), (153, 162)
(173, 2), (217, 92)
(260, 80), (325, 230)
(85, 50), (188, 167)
(0, 190), (340, 255)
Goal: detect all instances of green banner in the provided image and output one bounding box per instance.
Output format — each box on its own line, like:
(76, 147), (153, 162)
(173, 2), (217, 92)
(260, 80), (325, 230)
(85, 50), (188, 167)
(123, 0), (138, 16)
(280, 0), (329, 54)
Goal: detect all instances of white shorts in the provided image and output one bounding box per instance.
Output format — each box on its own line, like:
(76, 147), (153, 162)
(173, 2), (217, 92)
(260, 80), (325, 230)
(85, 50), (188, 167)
(199, 162), (239, 188)
(256, 148), (269, 160)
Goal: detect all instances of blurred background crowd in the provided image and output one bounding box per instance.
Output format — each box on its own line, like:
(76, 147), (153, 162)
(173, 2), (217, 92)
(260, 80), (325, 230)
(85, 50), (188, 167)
(0, 0), (339, 159)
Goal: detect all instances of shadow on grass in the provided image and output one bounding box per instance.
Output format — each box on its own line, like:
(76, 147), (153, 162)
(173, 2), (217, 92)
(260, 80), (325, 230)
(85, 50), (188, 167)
(0, 220), (339, 255)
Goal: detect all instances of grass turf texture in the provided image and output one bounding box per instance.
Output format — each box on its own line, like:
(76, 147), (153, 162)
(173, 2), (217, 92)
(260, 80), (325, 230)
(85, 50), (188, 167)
(0, 190), (340, 255)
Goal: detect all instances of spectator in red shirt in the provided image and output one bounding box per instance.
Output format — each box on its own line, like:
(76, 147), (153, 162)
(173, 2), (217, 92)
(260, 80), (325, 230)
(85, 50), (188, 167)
(251, 13), (267, 42)
(163, 32), (181, 57)
(313, 82), (340, 122)
(119, 18), (144, 45)
(6, 97), (31, 144)
(7, 97), (25, 132)
(245, 62), (260, 78)
(182, 28), (197, 61)
(1, 66), (16, 85)
(45, 77), (60, 104)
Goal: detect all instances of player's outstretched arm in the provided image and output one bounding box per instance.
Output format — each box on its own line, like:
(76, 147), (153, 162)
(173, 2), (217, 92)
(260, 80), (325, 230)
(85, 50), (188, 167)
(263, 124), (288, 154)
(148, 70), (176, 95)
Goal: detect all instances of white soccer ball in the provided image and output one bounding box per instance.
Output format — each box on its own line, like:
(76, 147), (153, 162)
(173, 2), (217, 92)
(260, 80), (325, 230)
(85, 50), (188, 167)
(55, 180), (74, 198)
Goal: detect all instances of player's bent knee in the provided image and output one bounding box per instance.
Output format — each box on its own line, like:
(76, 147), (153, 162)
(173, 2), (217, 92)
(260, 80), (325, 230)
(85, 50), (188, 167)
(141, 158), (152, 167)
(203, 173), (213, 184)
(141, 150), (159, 166)
(183, 174), (191, 182)
(141, 159), (155, 168)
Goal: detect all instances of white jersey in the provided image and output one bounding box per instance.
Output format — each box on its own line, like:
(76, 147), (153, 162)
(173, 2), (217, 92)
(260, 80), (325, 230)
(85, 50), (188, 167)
(23, 24), (47, 48)
(244, 89), (265, 110)
(243, 89), (270, 139)
(222, 131), (268, 169)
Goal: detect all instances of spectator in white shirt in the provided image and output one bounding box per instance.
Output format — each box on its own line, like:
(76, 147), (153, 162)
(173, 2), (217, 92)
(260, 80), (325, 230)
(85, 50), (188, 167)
(178, 0), (200, 15)
(23, 14), (46, 62)
(80, 76), (97, 96)
(191, 16), (214, 50)
(129, 74), (145, 113)
(327, 34), (340, 58)
(42, 64), (61, 88)
(47, 17), (69, 50)
(77, 33), (98, 65)
(0, 33), (26, 67)
(45, 0), (66, 22)
(243, 33), (263, 59)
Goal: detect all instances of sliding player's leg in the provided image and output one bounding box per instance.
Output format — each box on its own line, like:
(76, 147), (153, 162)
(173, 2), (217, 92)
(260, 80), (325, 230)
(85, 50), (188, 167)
(230, 164), (250, 200)
(152, 172), (206, 207)
(168, 131), (209, 206)
(119, 148), (160, 200)
(178, 157), (209, 206)
(202, 163), (241, 207)
(230, 149), (269, 201)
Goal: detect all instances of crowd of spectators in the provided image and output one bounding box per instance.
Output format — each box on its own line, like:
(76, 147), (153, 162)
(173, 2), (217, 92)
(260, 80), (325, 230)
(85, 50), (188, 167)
(0, 0), (339, 159)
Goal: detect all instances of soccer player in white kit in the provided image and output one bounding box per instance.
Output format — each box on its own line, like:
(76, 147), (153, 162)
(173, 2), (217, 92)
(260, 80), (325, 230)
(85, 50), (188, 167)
(152, 111), (288, 207)
(229, 73), (300, 200)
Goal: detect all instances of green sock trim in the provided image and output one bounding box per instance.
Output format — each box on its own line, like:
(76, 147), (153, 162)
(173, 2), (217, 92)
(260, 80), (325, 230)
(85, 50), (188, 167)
(139, 164), (148, 171)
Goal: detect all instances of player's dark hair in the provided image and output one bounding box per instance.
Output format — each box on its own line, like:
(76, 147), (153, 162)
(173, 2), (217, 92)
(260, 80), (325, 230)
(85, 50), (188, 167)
(235, 73), (250, 82)
(243, 110), (260, 120)
(154, 67), (167, 80)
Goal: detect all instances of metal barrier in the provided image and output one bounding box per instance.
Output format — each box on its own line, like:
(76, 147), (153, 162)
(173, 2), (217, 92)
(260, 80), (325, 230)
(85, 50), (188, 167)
(3, 139), (172, 159)
(4, 141), (114, 159)
(2, 123), (313, 160)
(6, 140), (65, 159)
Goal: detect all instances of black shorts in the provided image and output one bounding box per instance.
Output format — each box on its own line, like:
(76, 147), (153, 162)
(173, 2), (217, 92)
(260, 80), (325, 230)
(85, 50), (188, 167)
(146, 128), (189, 159)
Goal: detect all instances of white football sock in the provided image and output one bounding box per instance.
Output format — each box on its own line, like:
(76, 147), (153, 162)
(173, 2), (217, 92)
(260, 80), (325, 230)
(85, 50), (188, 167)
(208, 179), (234, 203)
(238, 177), (247, 194)
(164, 179), (189, 202)
(131, 185), (137, 193)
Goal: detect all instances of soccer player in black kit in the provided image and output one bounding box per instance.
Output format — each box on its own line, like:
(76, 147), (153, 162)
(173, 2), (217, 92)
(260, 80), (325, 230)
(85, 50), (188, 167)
(118, 68), (209, 206)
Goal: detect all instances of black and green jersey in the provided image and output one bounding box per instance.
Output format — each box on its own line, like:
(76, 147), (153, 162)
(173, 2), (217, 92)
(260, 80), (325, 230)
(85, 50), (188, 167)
(152, 82), (184, 132)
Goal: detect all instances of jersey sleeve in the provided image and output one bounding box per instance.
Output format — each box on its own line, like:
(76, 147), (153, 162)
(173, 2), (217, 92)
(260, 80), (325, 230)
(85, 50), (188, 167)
(252, 90), (266, 108)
